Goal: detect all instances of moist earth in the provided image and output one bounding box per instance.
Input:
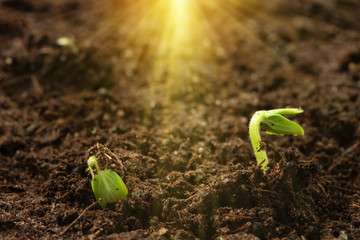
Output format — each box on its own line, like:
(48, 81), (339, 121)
(1, 0), (359, 239)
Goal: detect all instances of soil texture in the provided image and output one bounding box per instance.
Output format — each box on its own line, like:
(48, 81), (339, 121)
(1, 0), (360, 239)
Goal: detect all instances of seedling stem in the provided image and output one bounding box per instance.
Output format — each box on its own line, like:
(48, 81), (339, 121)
(87, 156), (127, 208)
(249, 108), (304, 172)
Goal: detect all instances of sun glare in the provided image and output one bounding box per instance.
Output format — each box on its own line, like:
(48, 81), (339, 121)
(150, 0), (203, 101)
(93, 0), (282, 129)
(173, 0), (187, 7)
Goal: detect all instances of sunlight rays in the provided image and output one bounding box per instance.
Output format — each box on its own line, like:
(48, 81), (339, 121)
(151, 0), (203, 101)
(89, 0), (296, 130)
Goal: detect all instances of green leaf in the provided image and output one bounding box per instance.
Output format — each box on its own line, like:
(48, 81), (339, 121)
(262, 114), (304, 136)
(91, 169), (128, 208)
(266, 108), (303, 115)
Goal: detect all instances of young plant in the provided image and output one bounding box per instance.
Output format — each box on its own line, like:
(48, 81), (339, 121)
(87, 156), (128, 208)
(249, 108), (304, 172)
(56, 37), (79, 54)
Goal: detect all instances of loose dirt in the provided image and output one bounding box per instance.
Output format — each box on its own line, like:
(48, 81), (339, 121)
(1, 0), (359, 239)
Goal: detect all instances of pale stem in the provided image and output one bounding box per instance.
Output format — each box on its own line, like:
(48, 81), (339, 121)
(87, 156), (100, 179)
(249, 111), (269, 172)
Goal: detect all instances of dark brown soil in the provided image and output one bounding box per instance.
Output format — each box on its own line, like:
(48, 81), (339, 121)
(1, 0), (359, 239)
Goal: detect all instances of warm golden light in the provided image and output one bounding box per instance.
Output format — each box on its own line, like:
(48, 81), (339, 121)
(92, 0), (288, 130)
(173, 0), (187, 7)
(149, 0), (205, 102)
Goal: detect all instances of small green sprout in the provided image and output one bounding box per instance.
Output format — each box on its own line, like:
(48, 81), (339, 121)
(249, 108), (304, 172)
(56, 37), (79, 54)
(87, 156), (128, 208)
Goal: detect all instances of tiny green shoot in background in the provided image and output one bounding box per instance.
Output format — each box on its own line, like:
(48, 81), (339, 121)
(56, 37), (79, 54)
(87, 156), (128, 208)
(249, 108), (304, 172)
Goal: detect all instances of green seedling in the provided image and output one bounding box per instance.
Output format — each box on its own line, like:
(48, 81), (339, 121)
(87, 156), (128, 208)
(249, 108), (304, 172)
(56, 37), (79, 54)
